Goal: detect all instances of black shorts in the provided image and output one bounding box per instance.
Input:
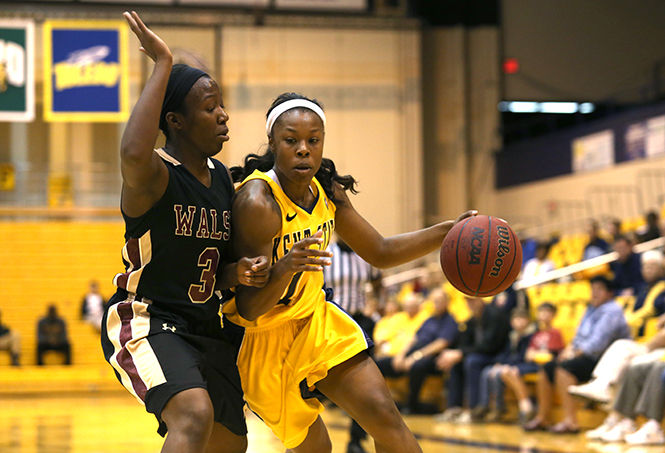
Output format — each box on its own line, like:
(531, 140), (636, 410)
(543, 354), (597, 384)
(101, 292), (246, 437)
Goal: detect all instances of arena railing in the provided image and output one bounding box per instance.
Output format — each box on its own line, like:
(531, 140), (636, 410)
(514, 236), (665, 290)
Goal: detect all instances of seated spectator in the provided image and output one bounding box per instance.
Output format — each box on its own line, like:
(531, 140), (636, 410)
(376, 289), (458, 414)
(374, 293), (427, 358)
(474, 308), (536, 422)
(0, 309), (20, 366)
(625, 250), (665, 336)
(491, 283), (530, 315)
(524, 275), (630, 433)
(585, 359), (665, 445)
(80, 280), (106, 332)
(606, 217), (623, 243)
(520, 234), (538, 265)
(434, 296), (510, 423)
(637, 210), (662, 243)
(503, 302), (564, 425)
(521, 242), (555, 283)
(37, 305), (71, 366)
(610, 235), (644, 296)
(569, 312), (665, 403)
(583, 219), (610, 260)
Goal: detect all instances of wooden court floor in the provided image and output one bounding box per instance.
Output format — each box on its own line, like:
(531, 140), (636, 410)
(0, 392), (662, 453)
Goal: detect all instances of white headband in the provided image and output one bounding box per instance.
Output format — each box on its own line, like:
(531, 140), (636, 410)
(265, 99), (326, 136)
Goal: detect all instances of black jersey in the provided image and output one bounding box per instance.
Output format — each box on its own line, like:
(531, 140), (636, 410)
(113, 149), (233, 321)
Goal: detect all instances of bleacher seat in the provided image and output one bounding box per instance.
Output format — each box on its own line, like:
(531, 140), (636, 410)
(0, 221), (123, 367)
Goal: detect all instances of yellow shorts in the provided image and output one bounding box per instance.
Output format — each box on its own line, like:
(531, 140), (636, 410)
(235, 301), (371, 449)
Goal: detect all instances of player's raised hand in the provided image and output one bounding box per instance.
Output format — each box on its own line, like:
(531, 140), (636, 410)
(237, 256), (270, 288)
(281, 230), (332, 273)
(123, 11), (171, 63)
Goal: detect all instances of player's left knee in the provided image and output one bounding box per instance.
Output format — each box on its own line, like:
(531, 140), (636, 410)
(367, 394), (402, 430)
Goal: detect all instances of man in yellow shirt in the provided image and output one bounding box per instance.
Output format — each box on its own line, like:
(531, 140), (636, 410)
(374, 292), (428, 358)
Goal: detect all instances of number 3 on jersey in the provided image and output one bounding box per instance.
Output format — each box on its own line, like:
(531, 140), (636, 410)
(189, 247), (220, 304)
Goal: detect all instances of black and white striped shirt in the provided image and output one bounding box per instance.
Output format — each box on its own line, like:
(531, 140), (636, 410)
(323, 241), (381, 314)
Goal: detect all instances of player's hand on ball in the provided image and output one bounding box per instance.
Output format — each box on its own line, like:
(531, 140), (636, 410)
(237, 256), (270, 288)
(123, 11), (172, 63)
(281, 230), (332, 273)
(438, 210), (478, 236)
(454, 210), (479, 224)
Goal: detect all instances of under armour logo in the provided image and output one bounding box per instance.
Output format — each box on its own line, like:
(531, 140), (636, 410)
(162, 323), (176, 333)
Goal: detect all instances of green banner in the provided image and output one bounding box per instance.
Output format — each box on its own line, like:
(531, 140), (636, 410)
(0, 20), (34, 121)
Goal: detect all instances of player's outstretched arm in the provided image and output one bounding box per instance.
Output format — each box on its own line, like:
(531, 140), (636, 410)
(120, 11), (172, 216)
(231, 181), (332, 321)
(334, 186), (476, 268)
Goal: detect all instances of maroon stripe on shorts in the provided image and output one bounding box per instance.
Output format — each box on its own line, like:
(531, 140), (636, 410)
(115, 273), (129, 290)
(125, 237), (142, 269)
(116, 302), (148, 401)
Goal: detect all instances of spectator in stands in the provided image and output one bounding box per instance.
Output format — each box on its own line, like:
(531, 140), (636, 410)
(376, 289), (458, 414)
(473, 308), (536, 422)
(625, 250), (665, 336)
(323, 237), (382, 453)
(606, 217), (623, 243)
(0, 309), (20, 366)
(491, 284), (530, 315)
(611, 235), (644, 296)
(36, 304), (71, 366)
(583, 219), (610, 260)
(374, 292), (428, 359)
(520, 232), (538, 266)
(524, 276), (630, 433)
(569, 312), (665, 404)
(585, 359), (665, 445)
(502, 302), (564, 425)
(413, 262), (446, 298)
(80, 279), (106, 332)
(637, 210), (662, 243)
(434, 296), (510, 423)
(521, 242), (555, 283)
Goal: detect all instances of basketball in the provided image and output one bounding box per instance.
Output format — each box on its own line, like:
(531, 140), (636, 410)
(440, 215), (523, 297)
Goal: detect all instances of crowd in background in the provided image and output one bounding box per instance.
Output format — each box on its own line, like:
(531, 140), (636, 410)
(330, 209), (665, 452)
(0, 280), (105, 367)
(1, 212), (664, 451)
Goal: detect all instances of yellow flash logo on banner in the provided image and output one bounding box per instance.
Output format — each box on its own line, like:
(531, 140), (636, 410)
(53, 61), (120, 91)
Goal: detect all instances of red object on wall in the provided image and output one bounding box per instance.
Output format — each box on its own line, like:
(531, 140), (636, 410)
(503, 58), (519, 74)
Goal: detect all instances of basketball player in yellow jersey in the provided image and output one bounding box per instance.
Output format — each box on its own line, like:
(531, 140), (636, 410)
(225, 92), (475, 453)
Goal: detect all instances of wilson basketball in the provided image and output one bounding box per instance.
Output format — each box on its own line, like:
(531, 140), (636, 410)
(440, 215), (522, 297)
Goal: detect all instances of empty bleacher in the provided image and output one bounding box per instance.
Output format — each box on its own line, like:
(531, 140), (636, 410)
(0, 221), (124, 393)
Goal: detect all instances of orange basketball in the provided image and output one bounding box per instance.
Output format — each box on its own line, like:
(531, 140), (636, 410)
(440, 215), (522, 297)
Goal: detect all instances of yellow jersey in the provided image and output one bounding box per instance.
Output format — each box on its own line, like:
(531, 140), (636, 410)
(224, 169), (336, 329)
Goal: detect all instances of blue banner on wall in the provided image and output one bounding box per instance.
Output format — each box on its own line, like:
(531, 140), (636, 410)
(43, 20), (129, 122)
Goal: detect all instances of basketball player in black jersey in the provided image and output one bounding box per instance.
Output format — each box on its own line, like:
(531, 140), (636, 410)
(100, 12), (268, 453)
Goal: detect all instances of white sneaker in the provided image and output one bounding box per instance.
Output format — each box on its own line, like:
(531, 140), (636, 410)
(586, 415), (620, 440)
(624, 422), (665, 446)
(434, 407), (463, 422)
(454, 411), (472, 424)
(568, 380), (612, 403)
(600, 418), (637, 443)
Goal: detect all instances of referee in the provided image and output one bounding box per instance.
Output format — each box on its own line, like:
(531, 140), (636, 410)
(323, 237), (382, 453)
